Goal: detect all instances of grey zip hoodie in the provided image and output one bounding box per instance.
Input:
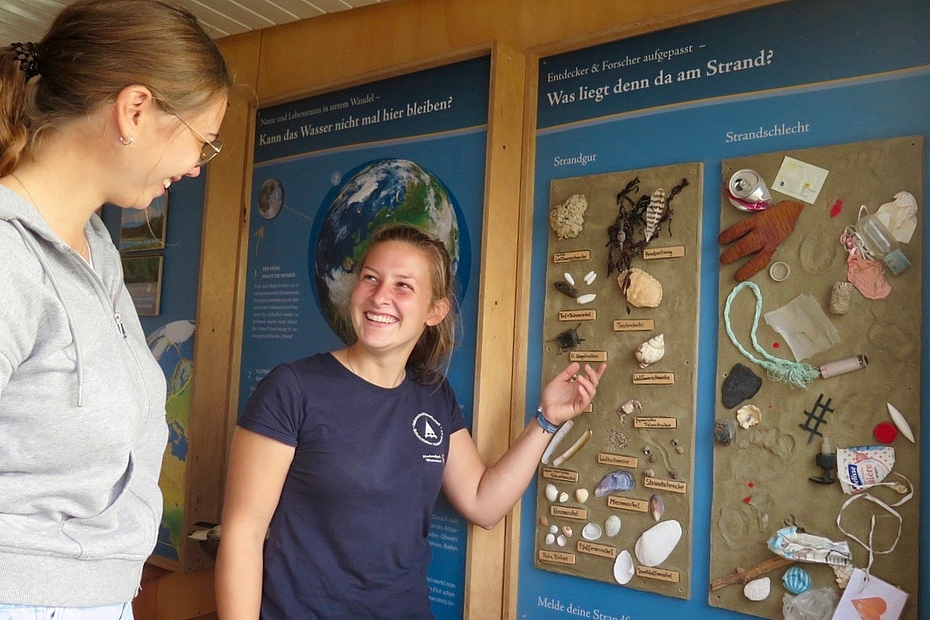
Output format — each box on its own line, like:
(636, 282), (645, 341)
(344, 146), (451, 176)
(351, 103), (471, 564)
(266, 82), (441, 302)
(0, 185), (168, 606)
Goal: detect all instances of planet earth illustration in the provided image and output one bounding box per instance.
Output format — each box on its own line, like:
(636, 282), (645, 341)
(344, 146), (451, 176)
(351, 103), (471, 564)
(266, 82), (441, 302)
(313, 158), (465, 342)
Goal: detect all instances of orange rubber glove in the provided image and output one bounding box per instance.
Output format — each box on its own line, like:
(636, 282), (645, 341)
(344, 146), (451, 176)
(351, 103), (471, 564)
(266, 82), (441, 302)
(718, 200), (804, 282)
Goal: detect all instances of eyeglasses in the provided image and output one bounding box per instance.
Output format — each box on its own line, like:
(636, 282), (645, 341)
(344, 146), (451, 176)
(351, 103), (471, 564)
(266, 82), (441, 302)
(173, 113), (223, 166)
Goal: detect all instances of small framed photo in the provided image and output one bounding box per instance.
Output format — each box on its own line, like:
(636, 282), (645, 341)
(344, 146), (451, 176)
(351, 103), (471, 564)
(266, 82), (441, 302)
(119, 194), (168, 252)
(122, 255), (164, 316)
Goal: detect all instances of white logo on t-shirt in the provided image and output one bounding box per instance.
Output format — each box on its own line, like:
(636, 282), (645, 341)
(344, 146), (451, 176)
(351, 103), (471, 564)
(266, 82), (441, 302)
(412, 412), (444, 447)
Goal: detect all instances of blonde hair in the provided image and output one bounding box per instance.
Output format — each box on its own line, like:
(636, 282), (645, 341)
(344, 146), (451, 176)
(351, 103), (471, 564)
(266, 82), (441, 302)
(0, 0), (231, 176)
(351, 223), (459, 384)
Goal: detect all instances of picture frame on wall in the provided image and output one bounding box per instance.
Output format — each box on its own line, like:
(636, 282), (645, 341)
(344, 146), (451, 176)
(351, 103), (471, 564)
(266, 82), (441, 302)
(122, 255), (164, 316)
(119, 193), (168, 252)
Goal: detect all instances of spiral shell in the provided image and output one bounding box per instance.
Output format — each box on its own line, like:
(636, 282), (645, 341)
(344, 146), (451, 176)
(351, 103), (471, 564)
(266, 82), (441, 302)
(619, 268), (663, 308)
(635, 334), (665, 368)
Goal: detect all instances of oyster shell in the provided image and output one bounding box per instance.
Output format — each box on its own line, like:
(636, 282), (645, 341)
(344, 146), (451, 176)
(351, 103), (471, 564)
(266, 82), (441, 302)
(635, 333), (665, 368)
(619, 267), (663, 308)
(613, 550), (635, 585)
(736, 404), (762, 429)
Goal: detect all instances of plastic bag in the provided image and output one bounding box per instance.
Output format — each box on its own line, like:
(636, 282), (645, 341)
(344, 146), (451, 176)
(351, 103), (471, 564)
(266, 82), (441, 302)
(782, 587), (838, 620)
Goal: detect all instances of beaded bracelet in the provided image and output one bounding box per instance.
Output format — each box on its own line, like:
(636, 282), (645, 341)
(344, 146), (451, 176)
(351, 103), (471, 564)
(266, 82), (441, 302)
(535, 407), (559, 434)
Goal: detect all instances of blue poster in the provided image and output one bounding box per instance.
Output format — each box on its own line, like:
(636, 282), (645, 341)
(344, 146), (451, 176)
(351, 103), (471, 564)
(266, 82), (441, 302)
(239, 55), (490, 619)
(520, 0), (930, 618)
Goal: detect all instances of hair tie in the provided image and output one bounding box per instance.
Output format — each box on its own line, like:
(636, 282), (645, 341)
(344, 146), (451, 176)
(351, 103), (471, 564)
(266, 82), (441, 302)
(10, 42), (40, 79)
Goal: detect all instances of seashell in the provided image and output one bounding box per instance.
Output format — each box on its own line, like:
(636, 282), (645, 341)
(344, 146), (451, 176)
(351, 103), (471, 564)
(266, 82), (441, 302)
(575, 488), (589, 503)
(552, 429), (592, 467)
(782, 566), (812, 595)
(605, 515), (622, 537)
(545, 483), (558, 502)
(613, 550), (635, 585)
(562, 525), (573, 537)
(582, 523), (602, 541)
(618, 399), (642, 415)
(649, 494), (665, 522)
(643, 468), (655, 478)
(556, 534), (567, 547)
(563, 272), (575, 286)
(635, 333), (665, 368)
(619, 268), (663, 308)
(584, 270), (596, 285)
(634, 519), (682, 567)
(736, 404), (762, 429)
(595, 470), (635, 497)
(852, 597), (887, 620)
(714, 418), (738, 446)
(644, 188), (666, 243)
(545, 533), (555, 545)
(539, 516), (549, 527)
(887, 402), (915, 443)
(549, 524), (558, 534)
(550, 193), (588, 240)
(555, 280), (578, 299)
(558, 491), (569, 503)
(541, 419), (574, 464)
(576, 293), (597, 305)
(743, 577), (770, 601)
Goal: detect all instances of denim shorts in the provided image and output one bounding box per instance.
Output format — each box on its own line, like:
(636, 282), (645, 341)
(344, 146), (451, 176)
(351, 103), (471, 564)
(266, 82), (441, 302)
(0, 603), (132, 620)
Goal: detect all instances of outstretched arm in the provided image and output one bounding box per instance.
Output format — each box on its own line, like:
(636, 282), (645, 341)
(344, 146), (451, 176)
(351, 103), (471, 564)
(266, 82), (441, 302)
(442, 362), (606, 529)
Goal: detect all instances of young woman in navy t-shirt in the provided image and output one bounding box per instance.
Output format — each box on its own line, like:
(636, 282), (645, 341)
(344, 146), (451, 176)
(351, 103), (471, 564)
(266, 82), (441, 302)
(216, 223), (606, 619)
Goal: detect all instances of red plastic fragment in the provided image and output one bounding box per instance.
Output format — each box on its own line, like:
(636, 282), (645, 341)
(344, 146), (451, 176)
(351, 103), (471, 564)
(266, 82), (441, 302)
(829, 199), (843, 218)
(874, 421), (898, 444)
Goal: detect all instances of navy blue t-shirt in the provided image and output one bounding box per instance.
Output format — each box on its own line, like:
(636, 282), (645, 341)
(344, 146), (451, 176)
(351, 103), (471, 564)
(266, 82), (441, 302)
(238, 352), (466, 620)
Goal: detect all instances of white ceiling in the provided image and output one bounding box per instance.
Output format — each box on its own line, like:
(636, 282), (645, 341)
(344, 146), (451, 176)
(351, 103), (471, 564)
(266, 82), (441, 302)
(0, 0), (394, 42)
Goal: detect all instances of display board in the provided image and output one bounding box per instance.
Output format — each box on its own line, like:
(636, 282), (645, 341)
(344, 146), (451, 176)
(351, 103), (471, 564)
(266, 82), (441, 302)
(518, 0), (930, 618)
(534, 163), (702, 599)
(239, 55), (490, 619)
(711, 136), (922, 618)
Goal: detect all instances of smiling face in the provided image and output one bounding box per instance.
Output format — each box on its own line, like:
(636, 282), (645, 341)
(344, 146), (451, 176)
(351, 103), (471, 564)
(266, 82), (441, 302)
(349, 240), (450, 363)
(118, 95), (227, 210)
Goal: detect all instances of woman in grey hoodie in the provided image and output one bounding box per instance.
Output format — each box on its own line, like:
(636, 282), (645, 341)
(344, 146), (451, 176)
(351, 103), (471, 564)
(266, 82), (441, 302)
(0, 1), (230, 617)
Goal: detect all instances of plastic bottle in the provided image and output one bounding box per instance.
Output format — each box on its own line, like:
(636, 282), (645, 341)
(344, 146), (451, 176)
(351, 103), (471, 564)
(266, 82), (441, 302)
(856, 210), (910, 275)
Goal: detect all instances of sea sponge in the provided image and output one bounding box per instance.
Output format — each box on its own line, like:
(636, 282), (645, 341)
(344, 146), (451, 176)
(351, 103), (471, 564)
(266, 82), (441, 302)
(550, 193), (588, 240)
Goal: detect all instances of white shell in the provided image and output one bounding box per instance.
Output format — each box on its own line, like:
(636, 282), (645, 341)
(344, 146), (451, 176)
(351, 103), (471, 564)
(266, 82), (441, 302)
(562, 525), (573, 537)
(634, 519), (682, 567)
(635, 333), (665, 368)
(545, 483), (558, 502)
(613, 550), (635, 585)
(556, 534), (567, 547)
(582, 523), (602, 541)
(584, 270), (597, 285)
(545, 533), (555, 545)
(563, 272), (575, 286)
(736, 404), (762, 429)
(605, 515), (622, 537)
(743, 577), (770, 601)
(576, 293), (597, 305)
(558, 491), (569, 503)
(575, 488), (589, 503)
(887, 402), (915, 442)
(549, 524), (559, 534)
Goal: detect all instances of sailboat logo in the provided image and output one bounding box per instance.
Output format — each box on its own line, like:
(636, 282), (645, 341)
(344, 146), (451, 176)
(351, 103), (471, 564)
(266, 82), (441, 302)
(412, 412), (444, 446)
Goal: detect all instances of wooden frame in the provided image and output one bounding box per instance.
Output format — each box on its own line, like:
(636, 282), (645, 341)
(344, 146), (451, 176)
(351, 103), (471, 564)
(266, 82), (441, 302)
(120, 194), (168, 252)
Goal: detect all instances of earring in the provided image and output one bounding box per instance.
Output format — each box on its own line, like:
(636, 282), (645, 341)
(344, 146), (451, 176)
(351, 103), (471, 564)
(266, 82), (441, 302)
(119, 135), (134, 146)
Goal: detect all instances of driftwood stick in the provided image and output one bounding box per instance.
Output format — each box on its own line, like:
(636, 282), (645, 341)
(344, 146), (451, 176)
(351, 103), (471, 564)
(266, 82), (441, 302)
(709, 556), (796, 592)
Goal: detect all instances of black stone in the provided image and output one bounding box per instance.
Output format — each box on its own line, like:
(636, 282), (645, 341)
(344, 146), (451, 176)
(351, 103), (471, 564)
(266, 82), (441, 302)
(721, 363), (762, 409)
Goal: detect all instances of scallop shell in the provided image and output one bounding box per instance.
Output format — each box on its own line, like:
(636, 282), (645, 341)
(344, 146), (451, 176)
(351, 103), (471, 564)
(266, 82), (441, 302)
(635, 333), (665, 368)
(743, 577), (770, 601)
(619, 267), (663, 308)
(782, 566), (811, 595)
(582, 523), (602, 541)
(605, 515), (622, 537)
(613, 550), (635, 585)
(595, 470), (635, 497)
(634, 519), (681, 567)
(736, 404), (762, 429)
(544, 483), (558, 502)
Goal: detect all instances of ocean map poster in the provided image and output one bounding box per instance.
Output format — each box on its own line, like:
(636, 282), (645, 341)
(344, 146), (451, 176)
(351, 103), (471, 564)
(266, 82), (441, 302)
(518, 0), (930, 618)
(239, 55), (491, 619)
